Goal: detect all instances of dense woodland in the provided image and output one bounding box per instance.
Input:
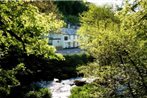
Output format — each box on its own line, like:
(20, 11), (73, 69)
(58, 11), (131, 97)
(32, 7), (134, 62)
(0, 0), (147, 98)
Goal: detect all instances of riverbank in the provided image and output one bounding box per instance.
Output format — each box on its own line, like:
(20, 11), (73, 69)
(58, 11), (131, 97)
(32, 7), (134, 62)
(56, 48), (84, 55)
(34, 77), (96, 98)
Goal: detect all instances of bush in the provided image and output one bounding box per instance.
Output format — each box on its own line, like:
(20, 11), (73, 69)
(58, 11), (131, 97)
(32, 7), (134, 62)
(70, 84), (94, 98)
(25, 88), (51, 98)
(70, 83), (112, 98)
(0, 87), (10, 98)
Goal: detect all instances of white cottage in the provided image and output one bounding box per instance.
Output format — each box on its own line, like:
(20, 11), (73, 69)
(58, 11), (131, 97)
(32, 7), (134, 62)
(48, 26), (79, 49)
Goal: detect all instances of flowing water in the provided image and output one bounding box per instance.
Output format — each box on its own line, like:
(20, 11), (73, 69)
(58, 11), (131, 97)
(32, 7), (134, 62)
(34, 77), (96, 98)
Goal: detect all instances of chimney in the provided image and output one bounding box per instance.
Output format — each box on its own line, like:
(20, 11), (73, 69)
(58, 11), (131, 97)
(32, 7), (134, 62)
(68, 24), (70, 28)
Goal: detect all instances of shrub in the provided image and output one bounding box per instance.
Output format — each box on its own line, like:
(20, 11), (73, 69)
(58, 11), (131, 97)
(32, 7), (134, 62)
(70, 83), (112, 98)
(70, 84), (94, 98)
(25, 88), (51, 98)
(0, 87), (10, 98)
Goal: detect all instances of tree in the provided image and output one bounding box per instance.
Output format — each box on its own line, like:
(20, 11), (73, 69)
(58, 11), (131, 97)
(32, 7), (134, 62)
(54, 1), (88, 25)
(0, 1), (63, 97)
(71, 1), (147, 97)
(55, 1), (87, 16)
(28, 1), (58, 14)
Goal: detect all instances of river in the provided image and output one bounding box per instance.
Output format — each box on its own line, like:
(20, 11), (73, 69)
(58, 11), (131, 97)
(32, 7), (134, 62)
(34, 77), (96, 98)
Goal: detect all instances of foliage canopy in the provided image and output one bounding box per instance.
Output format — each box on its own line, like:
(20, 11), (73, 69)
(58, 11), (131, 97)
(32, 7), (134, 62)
(0, 1), (63, 97)
(72, 1), (147, 97)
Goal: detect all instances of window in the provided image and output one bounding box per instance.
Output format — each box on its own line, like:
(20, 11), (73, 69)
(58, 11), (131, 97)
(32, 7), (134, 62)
(73, 35), (75, 39)
(64, 36), (68, 40)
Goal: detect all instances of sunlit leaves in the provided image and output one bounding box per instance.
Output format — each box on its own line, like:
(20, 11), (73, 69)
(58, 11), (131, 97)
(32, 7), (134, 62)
(76, 1), (147, 97)
(0, 1), (64, 58)
(0, 1), (64, 96)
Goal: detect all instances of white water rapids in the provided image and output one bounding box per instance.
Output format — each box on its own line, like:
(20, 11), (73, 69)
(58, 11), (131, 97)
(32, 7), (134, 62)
(34, 77), (96, 98)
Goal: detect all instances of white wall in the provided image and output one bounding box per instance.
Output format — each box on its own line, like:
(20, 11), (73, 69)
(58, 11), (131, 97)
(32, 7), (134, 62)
(49, 34), (79, 49)
(49, 34), (62, 47)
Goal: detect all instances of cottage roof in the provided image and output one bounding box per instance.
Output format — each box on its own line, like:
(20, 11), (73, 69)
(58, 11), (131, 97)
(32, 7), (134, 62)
(61, 28), (77, 35)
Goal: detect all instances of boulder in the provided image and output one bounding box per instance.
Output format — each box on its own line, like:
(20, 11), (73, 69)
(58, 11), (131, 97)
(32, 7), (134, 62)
(53, 78), (60, 83)
(74, 80), (87, 86)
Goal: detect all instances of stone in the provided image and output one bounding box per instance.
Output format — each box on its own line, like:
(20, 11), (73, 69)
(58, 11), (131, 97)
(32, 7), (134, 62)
(53, 78), (60, 83)
(74, 80), (87, 86)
